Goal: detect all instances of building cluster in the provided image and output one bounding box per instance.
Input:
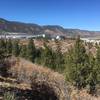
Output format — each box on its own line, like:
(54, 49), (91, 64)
(81, 38), (100, 44)
(0, 33), (46, 39)
(0, 32), (65, 40)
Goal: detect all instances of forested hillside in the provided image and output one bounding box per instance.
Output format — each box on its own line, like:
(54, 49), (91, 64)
(0, 38), (100, 99)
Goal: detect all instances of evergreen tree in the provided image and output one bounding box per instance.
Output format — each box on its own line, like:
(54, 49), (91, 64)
(87, 53), (97, 94)
(36, 41), (65, 71)
(6, 39), (12, 55)
(39, 43), (56, 70)
(65, 36), (89, 89)
(0, 39), (7, 75)
(96, 46), (100, 64)
(35, 47), (43, 64)
(0, 39), (6, 62)
(55, 40), (65, 72)
(26, 39), (36, 62)
(12, 40), (20, 57)
(20, 45), (27, 58)
(95, 46), (100, 86)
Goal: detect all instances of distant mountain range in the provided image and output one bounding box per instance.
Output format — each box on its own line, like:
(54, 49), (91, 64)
(0, 18), (100, 37)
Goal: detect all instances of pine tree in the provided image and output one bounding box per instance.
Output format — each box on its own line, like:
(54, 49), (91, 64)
(20, 45), (27, 58)
(0, 39), (6, 75)
(96, 46), (100, 65)
(95, 46), (100, 86)
(26, 39), (36, 62)
(55, 40), (65, 72)
(87, 53), (97, 94)
(35, 47), (43, 64)
(12, 40), (20, 57)
(39, 43), (56, 70)
(0, 39), (6, 62)
(36, 41), (65, 71)
(65, 36), (89, 89)
(6, 39), (12, 55)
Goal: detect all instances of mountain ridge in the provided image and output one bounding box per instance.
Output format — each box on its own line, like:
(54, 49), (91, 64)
(0, 18), (100, 37)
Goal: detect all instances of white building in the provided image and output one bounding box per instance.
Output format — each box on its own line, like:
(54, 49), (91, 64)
(80, 38), (100, 44)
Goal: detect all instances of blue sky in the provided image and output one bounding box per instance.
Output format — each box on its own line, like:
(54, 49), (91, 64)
(0, 0), (100, 31)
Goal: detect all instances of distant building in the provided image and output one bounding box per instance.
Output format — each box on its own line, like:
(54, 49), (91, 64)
(80, 38), (100, 44)
(42, 34), (46, 38)
(0, 33), (47, 39)
(56, 35), (66, 40)
(56, 36), (60, 40)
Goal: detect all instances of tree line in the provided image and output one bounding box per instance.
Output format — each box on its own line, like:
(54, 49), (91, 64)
(0, 38), (100, 94)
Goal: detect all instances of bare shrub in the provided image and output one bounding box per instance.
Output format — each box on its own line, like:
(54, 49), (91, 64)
(8, 57), (70, 100)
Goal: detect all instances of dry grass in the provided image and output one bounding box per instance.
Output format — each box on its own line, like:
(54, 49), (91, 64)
(8, 57), (100, 100)
(9, 57), (70, 100)
(0, 56), (100, 100)
(19, 39), (75, 53)
(70, 88), (100, 100)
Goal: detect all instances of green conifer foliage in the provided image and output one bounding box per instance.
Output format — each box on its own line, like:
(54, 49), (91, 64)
(0, 39), (6, 62)
(20, 45), (27, 58)
(12, 40), (20, 57)
(6, 39), (12, 55)
(65, 36), (89, 89)
(87, 54), (97, 94)
(26, 39), (36, 62)
(55, 40), (65, 72)
(95, 47), (100, 86)
(41, 43), (54, 67)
